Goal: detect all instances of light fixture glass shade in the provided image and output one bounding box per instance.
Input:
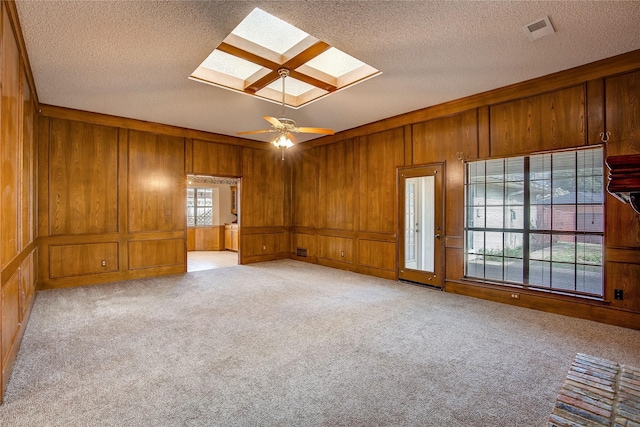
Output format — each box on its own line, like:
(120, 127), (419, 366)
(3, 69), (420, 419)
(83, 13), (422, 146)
(273, 134), (294, 148)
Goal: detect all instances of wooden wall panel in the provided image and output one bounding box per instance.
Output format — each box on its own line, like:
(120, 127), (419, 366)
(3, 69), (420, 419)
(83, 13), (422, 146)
(192, 139), (241, 176)
(242, 233), (286, 257)
(318, 236), (353, 263)
(49, 119), (119, 235)
(186, 228), (196, 251)
(605, 71), (640, 157)
(605, 262), (640, 312)
(358, 240), (395, 271)
(241, 148), (285, 227)
(290, 149), (318, 228)
(413, 110), (477, 238)
(21, 73), (34, 251)
(1, 7), (20, 267)
(489, 85), (586, 157)
(318, 140), (355, 230)
(291, 232), (317, 258)
(128, 239), (184, 270)
(19, 252), (34, 320)
(128, 130), (185, 233)
(49, 243), (118, 278)
(1, 271), (19, 371)
(604, 71), (640, 249)
(358, 128), (405, 234)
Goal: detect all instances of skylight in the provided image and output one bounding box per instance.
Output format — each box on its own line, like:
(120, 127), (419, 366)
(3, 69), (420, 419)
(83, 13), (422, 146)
(189, 7), (380, 108)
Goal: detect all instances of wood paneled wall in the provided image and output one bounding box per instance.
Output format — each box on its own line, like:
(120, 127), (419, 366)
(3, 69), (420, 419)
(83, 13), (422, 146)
(0, 2), (38, 401)
(291, 50), (640, 329)
(38, 111), (285, 288)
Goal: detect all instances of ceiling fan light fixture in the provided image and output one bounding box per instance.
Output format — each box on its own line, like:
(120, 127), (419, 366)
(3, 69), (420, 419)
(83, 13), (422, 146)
(272, 133), (294, 148)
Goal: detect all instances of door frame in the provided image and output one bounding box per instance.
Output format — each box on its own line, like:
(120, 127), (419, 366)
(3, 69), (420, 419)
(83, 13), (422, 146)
(397, 163), (445, 288)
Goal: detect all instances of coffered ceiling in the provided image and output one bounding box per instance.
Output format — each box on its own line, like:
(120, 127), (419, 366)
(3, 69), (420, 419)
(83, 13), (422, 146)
(15, 1), (640, 144)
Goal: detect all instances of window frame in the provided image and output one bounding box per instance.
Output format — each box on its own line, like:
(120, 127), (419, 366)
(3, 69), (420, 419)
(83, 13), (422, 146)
(187, 187), (214, 227)
(463, 146), (605, 299)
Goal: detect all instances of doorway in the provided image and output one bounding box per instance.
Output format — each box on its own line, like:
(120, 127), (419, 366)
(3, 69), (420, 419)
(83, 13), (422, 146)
(186, 175), (240, 272)
(398, 164), (444, 287)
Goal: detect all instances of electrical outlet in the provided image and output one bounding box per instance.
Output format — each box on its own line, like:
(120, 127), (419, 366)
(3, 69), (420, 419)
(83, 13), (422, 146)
(340, 251), (345, 257)
(510, 293), (520, 300)
(614, 289), (624, 300)
(262, 245), (266, 250)
(101, 260), (107, 267)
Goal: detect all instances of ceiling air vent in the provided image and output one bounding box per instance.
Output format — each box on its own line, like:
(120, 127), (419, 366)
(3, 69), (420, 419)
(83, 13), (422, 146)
(523, 16), (555, 41)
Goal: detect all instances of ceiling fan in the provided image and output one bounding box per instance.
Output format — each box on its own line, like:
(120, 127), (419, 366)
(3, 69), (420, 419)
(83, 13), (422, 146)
(237, 67), (334, 159)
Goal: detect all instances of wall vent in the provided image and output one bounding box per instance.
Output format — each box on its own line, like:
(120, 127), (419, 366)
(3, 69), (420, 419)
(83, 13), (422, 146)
(296, 248), (307, 257)
(522, 16), (555, 41)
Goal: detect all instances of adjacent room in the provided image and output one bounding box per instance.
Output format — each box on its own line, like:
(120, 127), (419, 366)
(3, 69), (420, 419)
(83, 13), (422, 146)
(0, 1), (639, 426)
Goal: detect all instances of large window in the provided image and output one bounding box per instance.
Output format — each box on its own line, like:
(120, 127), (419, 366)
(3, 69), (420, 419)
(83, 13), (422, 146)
(187, 188), (213, 226)
(464, 147), (604, 298)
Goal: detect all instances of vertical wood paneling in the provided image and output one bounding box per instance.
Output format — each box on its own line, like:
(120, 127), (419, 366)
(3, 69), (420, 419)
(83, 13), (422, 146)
(128, 239), (185, 270)
(291, 232), (316, 258)
(358, 128), (404, 234)
(49, 243), (118, 278)
(128, 130), (185, 232)
(242, 233), (286, 257)
(605, 71), (640, 156)
(1, 271), (19, 369)
(49, 119), (119, 235)
(20, 71), (34, 251)
(604, 71), (640, 248)
(358, 240), (395, 271)
(413, 110), (477, 238)
(19, 252), (34, 320)
(241, 148), (285, 227)
(1, 7), (20, 267)
(586, 78), (605, 145)
(489, 85), (586, 157)
(318, 236), (353, 263)
(37, 116), (50, 238)
(192, 140), (242, 176)
(605, 262), (640, 312)
(290, 148), (318, 228)
(318, 140), (355, 230)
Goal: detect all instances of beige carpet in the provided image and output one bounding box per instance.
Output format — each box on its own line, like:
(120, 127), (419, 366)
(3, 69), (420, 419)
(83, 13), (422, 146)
(0, 260), (639, 426)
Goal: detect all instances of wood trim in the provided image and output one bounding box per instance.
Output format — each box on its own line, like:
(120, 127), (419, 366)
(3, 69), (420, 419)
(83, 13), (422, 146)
(605, 247), (640, 264)
(39, 104), (270, 150)
(0, 241), (36, 288)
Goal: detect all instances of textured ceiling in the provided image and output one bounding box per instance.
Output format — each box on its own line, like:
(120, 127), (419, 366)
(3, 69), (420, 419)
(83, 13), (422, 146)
(15, 1), (640, 144)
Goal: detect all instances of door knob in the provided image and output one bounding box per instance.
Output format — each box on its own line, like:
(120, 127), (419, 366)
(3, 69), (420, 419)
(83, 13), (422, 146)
(435, 234), (441, 239)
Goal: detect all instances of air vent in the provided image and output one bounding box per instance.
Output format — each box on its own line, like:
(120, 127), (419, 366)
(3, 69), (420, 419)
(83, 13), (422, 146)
(522, 16), (555, 41)
(296, 247), (307, 257)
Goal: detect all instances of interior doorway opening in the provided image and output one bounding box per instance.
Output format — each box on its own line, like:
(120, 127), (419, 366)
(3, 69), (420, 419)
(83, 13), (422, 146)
(186, 175), (240, 272)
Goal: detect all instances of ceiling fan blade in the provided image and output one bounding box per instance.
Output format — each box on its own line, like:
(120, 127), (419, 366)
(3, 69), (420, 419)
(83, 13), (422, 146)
(286, 133), (298, 144)
(236, 129), (275, 135)
(263, 116), (284, 128)
(296, 127), (335, 135)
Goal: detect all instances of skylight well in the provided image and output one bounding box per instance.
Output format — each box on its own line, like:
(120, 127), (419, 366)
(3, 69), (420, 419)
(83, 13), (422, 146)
(190, 7), (380, 108)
